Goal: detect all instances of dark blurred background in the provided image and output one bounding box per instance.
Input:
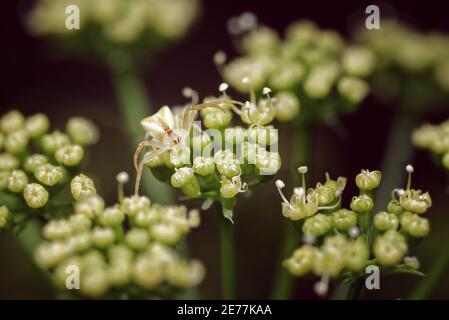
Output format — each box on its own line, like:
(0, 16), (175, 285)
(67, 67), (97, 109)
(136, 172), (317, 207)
(1, 0), (449, 299)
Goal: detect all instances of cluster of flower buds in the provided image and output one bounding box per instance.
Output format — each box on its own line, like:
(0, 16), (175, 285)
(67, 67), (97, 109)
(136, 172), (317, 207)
(27, 0), (199, 47)
(137, 84), (281, 221)
(217, 19), (373, 123)
(0, 110), (98, 229)
(277, 165), (431, 296)
(357, 21), (449, 109)
(412, 119), (449, 170)
(35, 172), (204, 298)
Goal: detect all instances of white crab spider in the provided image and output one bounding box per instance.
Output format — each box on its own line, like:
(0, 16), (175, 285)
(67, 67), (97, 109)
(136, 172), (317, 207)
(133, 91), (243, 196)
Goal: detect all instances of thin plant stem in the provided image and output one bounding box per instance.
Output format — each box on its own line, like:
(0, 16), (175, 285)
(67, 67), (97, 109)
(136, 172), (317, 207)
(271, 123), (311, 299)
(371, 111), (419, 235)
(331, 276), (365, 300)
(109, 58), (173, 204)
(409, 247), (449, 299)
(219, 205), (236, 300)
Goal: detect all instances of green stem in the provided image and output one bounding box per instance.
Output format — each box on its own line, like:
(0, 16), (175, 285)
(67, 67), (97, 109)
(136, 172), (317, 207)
(409, 247), (449, 299)
(219, 204), (236, 299)
(271, 123), (311, 300)
(331, 276), (365, 300)
(109, 56), (173, 204)
(370, 112), (418, 245)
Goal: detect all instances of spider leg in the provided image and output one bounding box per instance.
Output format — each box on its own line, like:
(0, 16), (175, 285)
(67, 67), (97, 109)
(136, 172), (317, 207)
(134, 148), (168, 196)
(134, 140), (163, 172)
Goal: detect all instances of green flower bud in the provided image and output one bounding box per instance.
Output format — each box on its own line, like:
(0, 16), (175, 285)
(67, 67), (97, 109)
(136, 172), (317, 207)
(171, 167), (201, 198)
(4, 129), (29, 154)
(41, 131), (70, 154)
(98, 206), (125, 227)
(34, 164), (64, 186)
(0, 153), (19, 171)
(355, 169), (382, 191)
(150, 223), (182, 246)
(133, 254), (164, 289)
(201, 108), (232, 129)
(350, 194), (374, 212)
(274, 91), (300, 122)
(269, 62), (305, 91)
(53, 257), (81, 287)
(400, 212), (430, 237)
(302, 213), (333, 237)
(55, 144), (84, 166)
(23, 154), (48, 173)
(107, 260), (132, 287)
(224, 127), (246, 146)
(286, 20), (317, 45)
(43, 220), (73, 240)
(404, 256), (420, 270)
(248, 126), (278, 146)
(223, 56), (271, 92)
(342, 46), (375, 77)
(373, 230), (408, 266)
(242, 27), (280, 55)
(313, 246), (345, 278)
(337, 76), (370, 104)
(309, 184), (336, 206)
(216, 157), (241, 178)
(68, 232), (91, 253)
(167, 260), (205, 288)
(91, 227), (115, 249)
(220, 175), (247, 199)
(163, 147), (190, 168)
(121, 195), (151, 217)
(23, 183), (49, 208)
(70, 174), (96, 201)
(25, 113), (49, 138)
(108, 245), (134, 263)
(304, 62), (340, 99)
(345, 238), (369, 271)
(145, 153), (165, 168)
(374, 211), (399, 231)
(68, 213), (92, 232)
(399, 190), (431, 214)
(411, 124), (439, 149)
(82, 250), (106, 271)
(241, 99), (276, 126)
(134, 208), (159, 228)
(66, 117), (99, 146)
(332, 209), (357, 231)
(35, 241), (71, 268)
(7, 170), (28, 193)
(0, 110), (25, 133)
(387, 200), (403, 215)
(0, 206), (10, 229)
(126, 228), (150, 251)
(0, 171), (9, 190)
(283, 245), (316, 276)
(75, 194), (105, 218)
(192, 156), (215, 176)
(80, 270), (109, 298)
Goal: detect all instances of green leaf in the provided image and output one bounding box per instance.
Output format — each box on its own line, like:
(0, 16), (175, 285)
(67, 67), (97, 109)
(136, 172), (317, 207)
(394, 265), (426, 277)
(222, 207), (234, 223)
(201, 198), (214, 210)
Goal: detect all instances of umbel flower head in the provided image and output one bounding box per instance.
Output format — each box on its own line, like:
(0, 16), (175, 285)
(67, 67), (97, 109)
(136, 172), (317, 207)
(412, 119), (449, 170)
(27, 0), (200, 58)
(356, 20), (449, 111)
(133, 84), (281, 222)
(0, 110), (98, 229)
(218, 19), (373, 124)
(35, 173), (204, 299)
(279, 165), (431, 297)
